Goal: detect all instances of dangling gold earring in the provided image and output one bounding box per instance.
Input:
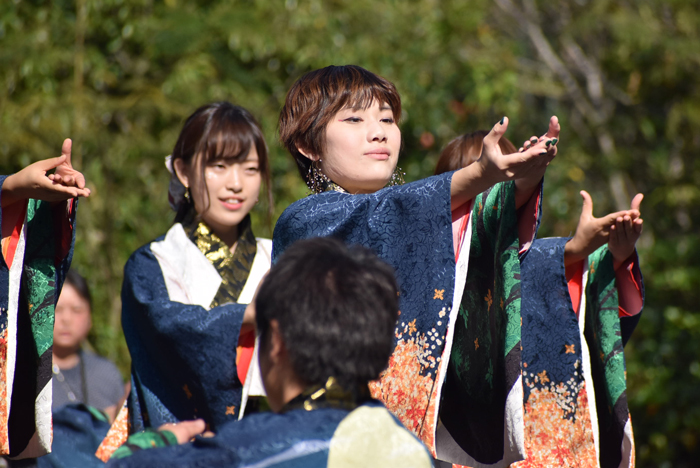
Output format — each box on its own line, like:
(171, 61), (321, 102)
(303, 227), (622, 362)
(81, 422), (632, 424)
(388, 166), (405, 187)
(184, 187), (191, 202)
(307, 159), (331, 194)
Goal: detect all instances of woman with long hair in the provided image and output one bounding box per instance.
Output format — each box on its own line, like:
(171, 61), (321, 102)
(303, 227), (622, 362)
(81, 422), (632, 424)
(110, 102), (273, 447)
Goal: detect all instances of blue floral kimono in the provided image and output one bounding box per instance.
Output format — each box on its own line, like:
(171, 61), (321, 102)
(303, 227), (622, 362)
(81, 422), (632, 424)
(272, 173), (529, 466)
(0, 176), (77, 459)
(517, 237), (643, 468)
(119, 219), (271, 434)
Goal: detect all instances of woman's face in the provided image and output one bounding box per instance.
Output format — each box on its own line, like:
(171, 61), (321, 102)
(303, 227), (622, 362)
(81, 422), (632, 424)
(312, 101), (401, 194)
(54, 284), (91, 353)
(182, 147), (262, 238)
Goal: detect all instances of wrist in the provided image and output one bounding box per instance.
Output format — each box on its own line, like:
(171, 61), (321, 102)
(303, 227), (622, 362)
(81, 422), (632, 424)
(564, 237), (586, 266)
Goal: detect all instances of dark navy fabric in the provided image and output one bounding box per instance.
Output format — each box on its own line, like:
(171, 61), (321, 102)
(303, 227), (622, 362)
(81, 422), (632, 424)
(121, 242), (246, 432)
(35, 404), (110, 468)
(520, 237), (583, 407)
(272, 173), (455, 381)
(106, 405), (353, 467)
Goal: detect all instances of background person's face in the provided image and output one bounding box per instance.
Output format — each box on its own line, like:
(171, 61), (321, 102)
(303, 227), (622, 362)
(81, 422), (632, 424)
(190, 147), (262, 237)
(316, 101), (401, 194)
(53, 283), (92, 352)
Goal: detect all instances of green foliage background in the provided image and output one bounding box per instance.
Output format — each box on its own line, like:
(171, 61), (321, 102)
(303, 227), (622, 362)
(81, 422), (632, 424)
(1, 0), (698, 465)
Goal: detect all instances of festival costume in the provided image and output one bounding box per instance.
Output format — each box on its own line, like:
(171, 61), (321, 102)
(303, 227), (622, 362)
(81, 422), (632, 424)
(96, 216), (270, 459)
(0, 176), (77, 459)
(272, 173), (537, 467)
(514, 238), (643, 468)
(106, 378), (433, 468)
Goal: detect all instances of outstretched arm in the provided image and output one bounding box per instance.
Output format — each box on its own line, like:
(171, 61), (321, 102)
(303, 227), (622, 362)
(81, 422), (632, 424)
(1, 139), (91, 207)
(450, 117), (556, 210)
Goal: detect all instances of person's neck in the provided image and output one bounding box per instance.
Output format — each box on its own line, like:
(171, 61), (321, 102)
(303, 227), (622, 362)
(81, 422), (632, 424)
(53, 346), (81, 370)
(209, 223), (240, 251)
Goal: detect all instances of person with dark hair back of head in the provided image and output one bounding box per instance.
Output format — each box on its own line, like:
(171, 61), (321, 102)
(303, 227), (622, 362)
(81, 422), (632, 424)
(107, 237), (433, 468)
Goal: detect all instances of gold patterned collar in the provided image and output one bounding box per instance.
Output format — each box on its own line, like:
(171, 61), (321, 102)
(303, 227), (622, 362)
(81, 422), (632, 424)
(183, 216), (257, 308)
(281, 377), (371, 413)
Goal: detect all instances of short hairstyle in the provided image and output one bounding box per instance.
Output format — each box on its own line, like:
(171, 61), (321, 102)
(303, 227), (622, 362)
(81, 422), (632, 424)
(171, 102), (273, 222)
(279, 65), (402, 186)
(255, 237), (399, 389)
(64, 269), (92, 310)
(434, 130), (518, 175)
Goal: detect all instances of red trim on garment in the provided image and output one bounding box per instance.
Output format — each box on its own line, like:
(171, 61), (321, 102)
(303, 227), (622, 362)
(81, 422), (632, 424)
(566, 260), (584, 318)
(1, 201), (28, 269)
(236, 330), (256, 385)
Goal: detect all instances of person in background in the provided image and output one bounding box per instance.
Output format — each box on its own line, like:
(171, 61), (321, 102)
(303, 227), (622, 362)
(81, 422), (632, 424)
(95, 102), (274, 461)
(107, 237), (434, 468)
(435, 130), (644, 468)
(1, 139), (89, 459)
(52, 269), (125, 420)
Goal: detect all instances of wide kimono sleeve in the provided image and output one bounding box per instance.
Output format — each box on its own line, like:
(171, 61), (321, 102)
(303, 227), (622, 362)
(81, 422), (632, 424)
(583, 245), (643, 468)
(0, 175), (78, 458)
(273, 174), (455, 445)
(121, 244), (246, 432)
(436, 181), (530, 467)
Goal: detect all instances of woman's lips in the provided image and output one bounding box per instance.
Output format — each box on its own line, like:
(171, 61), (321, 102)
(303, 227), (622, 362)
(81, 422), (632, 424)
(220, 199), (244, 210)
(365, 149), (391, 161)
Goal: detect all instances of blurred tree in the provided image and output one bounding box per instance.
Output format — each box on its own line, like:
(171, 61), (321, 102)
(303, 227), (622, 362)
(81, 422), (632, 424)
(0, 0), (698, 465)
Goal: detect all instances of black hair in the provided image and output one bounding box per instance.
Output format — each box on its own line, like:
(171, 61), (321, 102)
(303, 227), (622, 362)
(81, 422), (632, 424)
(255, 237), (399, 389)
(64, 269), (92, 310)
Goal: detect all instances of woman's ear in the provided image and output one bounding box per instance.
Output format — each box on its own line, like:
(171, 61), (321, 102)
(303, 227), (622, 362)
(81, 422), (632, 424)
(298, 146), (319, 162)
(173, 158), (190, 188)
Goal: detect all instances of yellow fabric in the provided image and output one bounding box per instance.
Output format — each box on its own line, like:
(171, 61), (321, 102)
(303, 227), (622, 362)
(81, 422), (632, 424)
(328, 406), (432, 468)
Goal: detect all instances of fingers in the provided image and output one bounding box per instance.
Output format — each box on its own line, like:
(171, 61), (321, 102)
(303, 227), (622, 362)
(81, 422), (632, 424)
(158, 419), (206, 445)
(580, 190), (593, 218)
(544, 116), (560, 139)
(630, 193), (644, 212)
(61, 139), (72, 163)
(633, 217), (643, 234)
(484, 117), (508, 149)
(36, 155), (67, 172)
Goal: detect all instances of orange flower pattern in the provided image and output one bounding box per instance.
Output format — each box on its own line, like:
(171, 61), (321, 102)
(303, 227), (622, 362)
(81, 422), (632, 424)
(96, 404), (130, 462)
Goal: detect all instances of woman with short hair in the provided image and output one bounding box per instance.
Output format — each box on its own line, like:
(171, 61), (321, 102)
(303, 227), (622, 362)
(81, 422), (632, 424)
(273, 64), (558, 467)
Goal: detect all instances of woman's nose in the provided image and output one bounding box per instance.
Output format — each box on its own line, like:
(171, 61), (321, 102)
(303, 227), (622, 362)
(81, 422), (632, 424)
(228, 167), (243, 192)
(368, 121), (387, 142)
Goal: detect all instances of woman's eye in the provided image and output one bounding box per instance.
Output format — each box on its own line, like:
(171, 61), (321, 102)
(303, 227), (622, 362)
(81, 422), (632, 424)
(381, 118), (395, 124)
(343, 117), (362, 123)
(245, 166), (260, 173)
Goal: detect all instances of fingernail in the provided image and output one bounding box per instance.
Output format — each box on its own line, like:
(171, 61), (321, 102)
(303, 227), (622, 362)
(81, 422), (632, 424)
(552, 138), (558, 145)
(500, 117), (505, 125)
(539, 151), (548, 155)
(546, 141), (552, 147)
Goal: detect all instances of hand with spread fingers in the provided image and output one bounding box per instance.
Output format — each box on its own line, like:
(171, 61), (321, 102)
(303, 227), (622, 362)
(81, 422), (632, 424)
(609, 193), (644, 269)
(565, 190), (643, 266)
(2, 138), (91, 207)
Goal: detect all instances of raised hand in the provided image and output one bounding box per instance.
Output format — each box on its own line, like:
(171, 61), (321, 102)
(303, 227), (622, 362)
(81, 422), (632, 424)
(1, 138), (91, 207)
(477, 117), (556, 184)
(609, 193), (644, 268)
(564, 190), (631, 266)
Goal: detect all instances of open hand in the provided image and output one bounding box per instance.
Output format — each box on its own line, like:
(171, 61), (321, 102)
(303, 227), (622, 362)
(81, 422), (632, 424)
(564, 190), (630, 266)
(47, 139), (89, 192)
(2, 138), (91, 207)
(609, 193), (644, 267)
(477, 116), (557, 185)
